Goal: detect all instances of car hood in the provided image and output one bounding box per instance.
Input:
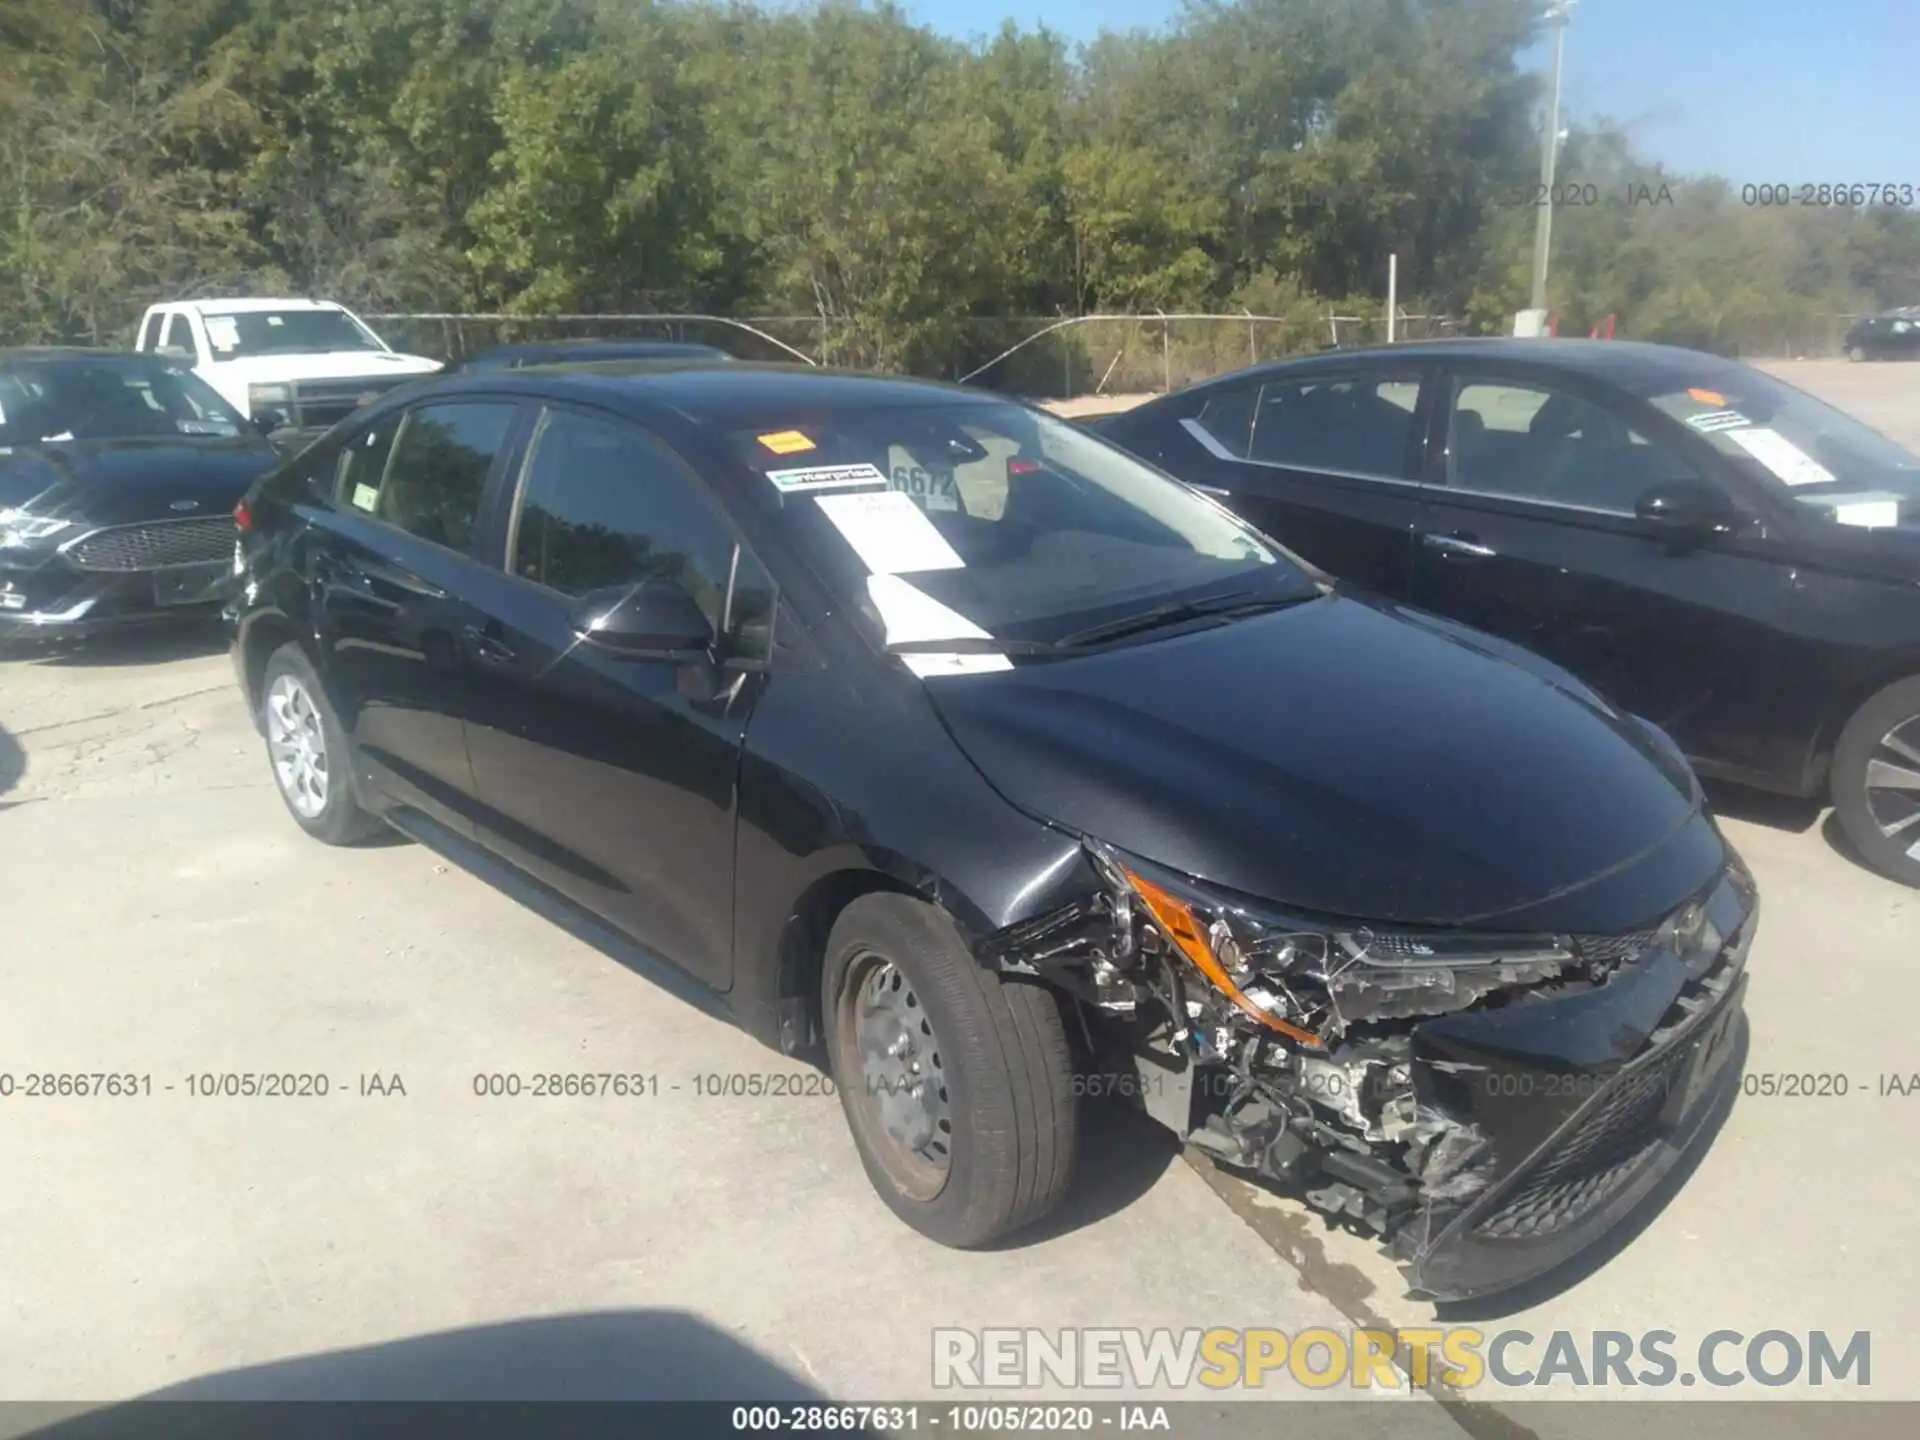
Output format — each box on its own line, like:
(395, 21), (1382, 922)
(202, 351), (442, 384)
(926, 593), (1721, 929)
(0, 437), (279, 525)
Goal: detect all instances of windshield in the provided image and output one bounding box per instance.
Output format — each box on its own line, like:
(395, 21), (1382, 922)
(0, 357), (245, 444)
(1649, 370), (1920, 525)
(728, 399), (1316, 665)
(200, 308), (385, 358)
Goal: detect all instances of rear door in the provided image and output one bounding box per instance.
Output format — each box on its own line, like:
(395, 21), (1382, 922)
(1408, 366), (1801, 779)
(312, 397), (528, 836)
(1132, 366), (1433, 598)
(458, 403), (775, 987)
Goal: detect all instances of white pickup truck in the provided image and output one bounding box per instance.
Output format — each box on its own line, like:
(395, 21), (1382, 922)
(133, 298), (442, 444)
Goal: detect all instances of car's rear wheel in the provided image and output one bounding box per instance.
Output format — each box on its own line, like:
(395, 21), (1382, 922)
(260, 643), (384, 846)
(822, 893), (1077, 1247)
(1848, 344), (1868, 362)
(1831, 675), (1920, 887)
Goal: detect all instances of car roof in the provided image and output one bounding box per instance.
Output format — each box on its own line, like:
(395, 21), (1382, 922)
(1, 347), (158, 363)
(1186, 338), (1751, 399)
(468, 340), (730, 361)
(181, 298), (344, 314)
(432, 361), (1007, 423)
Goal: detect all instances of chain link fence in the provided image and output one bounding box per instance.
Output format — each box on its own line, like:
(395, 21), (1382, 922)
(365, 309), (1870, 400)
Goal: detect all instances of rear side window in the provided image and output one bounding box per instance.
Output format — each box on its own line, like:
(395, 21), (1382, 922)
(359, 402), (517, 552)
(334, 416), (402, 507)
(161, 313), (194, 356)
(510, 408), (738, 631)
(1245, 374), (1422, 476)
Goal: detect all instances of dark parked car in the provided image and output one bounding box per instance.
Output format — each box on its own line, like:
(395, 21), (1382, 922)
(453, 339), (733, 372)
(1844, 308), (1920, 362)
(1, 349), (280, 636)
(227, 362), (1754, 1299)
(1100, 339), (1920, 886)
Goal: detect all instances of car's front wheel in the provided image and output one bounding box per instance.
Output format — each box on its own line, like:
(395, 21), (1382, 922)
(1831, 675), (1920, 887)
(1848, 344), (1868, 362)
(260, 642), (384, 846)
(822, 893), (1077, 1247)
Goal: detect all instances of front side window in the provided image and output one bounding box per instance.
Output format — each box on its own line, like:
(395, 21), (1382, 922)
(334, 416), (402, 507)
(199, 308), (384, 359)
(727, 399), (1311, 653)
(161, 313), (195, 356)
(1447, 379), (1697, 512)
(361, 402), (516, 552)
(511, 409), (739, 634)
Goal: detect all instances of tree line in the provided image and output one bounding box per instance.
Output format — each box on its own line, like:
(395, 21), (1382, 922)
(4, 0), (1916, 378)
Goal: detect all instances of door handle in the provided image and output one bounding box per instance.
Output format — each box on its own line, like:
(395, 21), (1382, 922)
(461, 623), (517, 664)
(1422, 531), (1497, 559)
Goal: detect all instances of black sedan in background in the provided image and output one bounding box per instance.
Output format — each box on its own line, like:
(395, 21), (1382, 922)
(1099, 339), (1920, 886)
(1844, 307), (1920, 362)
(228, 362), (1753, 1299)
(452, 339), (733, 372)
(1, 349), (278, 637)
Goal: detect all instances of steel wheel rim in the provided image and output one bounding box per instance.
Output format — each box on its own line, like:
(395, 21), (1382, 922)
(839, 951), (953, 1199)
(1864, 714), (1920, 860)
(266, 673), (330, 819)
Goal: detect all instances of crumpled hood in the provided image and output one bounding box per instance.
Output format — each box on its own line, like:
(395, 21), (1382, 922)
(926, 593), (1721, 929)
(0, 437), (278, 525)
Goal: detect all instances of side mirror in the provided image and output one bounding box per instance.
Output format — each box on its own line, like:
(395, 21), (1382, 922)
(253, 410), (288, 435)
(569, 580), (714, 657)
(1634, 479), (1741, 537)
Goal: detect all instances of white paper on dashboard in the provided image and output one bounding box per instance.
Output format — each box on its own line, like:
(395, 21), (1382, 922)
(1726, 427), (1835, 486)
(815, 489), (965, 574)
(1798, 490), (1904, 529)
(864, 574), (1012, 675)
(204, 315), (240, 350)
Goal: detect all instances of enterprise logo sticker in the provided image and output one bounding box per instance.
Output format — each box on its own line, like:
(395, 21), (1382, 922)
(764, 462), (890, 494)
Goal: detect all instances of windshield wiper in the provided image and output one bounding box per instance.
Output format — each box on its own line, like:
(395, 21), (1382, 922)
(885, 636), (1065, 656)
(1054, 588), (1318, 649)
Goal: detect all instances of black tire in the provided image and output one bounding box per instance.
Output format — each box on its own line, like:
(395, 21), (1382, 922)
(1848, 345), (1867, 363)
(259, 642), (385, 846)
(822, 893), (1077, 1247)
(1831, 674), (1920, 887)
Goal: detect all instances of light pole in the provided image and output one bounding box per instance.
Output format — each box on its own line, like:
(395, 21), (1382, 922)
(1528, 1), (1575, 315)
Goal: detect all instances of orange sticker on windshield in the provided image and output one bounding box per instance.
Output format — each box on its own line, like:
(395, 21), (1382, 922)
(757, 429), (816, 455)
(1688, 388), (1728, 405)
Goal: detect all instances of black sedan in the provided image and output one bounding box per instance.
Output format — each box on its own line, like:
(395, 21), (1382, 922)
(1099, 339), (1920, 886)
(452, 339), (733, 372)
(1844, 308), (1920, 362)
(1, 349), (280, 637)
(227, 362), (1754, 1300)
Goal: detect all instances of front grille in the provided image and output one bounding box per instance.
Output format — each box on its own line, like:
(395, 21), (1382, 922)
(66, 518), (236, 572)
(1572, 928), (1658, 973)
(1473, 1040), (1693, 1239)
(292, 376), (409, 429)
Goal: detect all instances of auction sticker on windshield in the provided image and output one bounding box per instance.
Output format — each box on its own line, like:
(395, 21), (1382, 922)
(764, 462), (890, 494)
(756, 429), (816, 455)
(204, 315), (240, 352)
(887, 447), (960, 512)
(815, 489), (964, 574)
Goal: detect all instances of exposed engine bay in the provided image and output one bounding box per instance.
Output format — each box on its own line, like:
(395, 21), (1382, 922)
(980, 837), (1750, 1281)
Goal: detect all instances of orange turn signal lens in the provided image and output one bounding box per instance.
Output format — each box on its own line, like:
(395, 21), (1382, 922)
(1122, 868), (1323, 1048)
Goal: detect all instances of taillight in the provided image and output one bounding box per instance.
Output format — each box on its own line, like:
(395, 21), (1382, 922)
(234, 499), (253, 532)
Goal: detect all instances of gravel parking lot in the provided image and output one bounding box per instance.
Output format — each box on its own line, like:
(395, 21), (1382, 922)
(2, 359), (1916, 1432)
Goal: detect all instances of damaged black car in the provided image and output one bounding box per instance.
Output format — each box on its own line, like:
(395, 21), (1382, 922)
(226, 364), (1753, 1301)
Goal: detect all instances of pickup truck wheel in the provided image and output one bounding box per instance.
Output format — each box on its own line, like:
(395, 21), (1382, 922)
(261, 643), (384, 846)
(1831, 675), (1920, 887)
(822, 893), (1077, 1247)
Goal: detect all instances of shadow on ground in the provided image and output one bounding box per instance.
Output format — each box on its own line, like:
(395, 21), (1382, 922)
(0, 719), (21, 801)
(5, 1310), (825, 1439)
(1705, 780), (1911, 888)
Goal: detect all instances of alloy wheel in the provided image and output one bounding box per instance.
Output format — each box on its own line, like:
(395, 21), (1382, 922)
(1863, 714), (1920, 862)
(266, 673), (330, 819)
(840, 951), (953, 1200)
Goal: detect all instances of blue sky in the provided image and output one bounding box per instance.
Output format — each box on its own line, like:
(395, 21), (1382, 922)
(908, 0), (1919, 184)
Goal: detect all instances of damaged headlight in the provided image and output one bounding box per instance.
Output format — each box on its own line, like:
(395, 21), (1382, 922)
(0, 508), (72, 550)
(1086, 841), (1575, 1047)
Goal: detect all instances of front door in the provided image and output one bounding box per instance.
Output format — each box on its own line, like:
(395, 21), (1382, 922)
(1409, 370), (1797, 779)
(459, 404), (774, 987)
